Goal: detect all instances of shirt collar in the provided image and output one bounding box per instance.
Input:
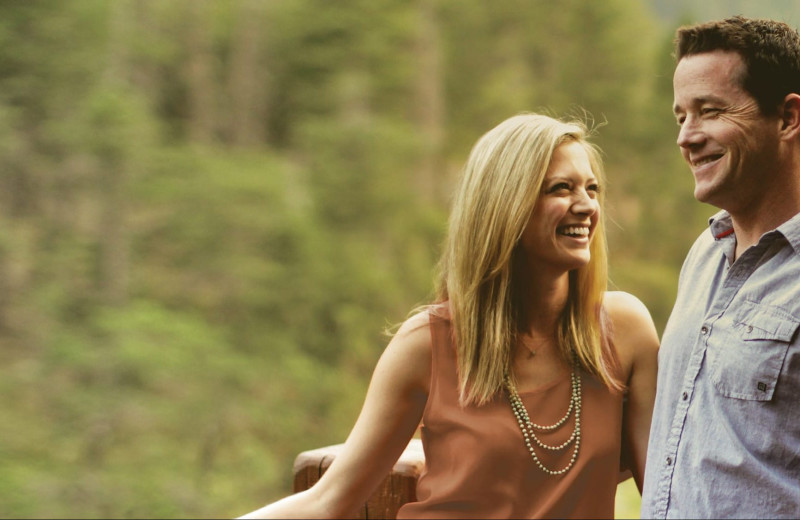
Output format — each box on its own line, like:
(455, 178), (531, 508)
(707, 209), (800, 256)
(776, 211), (800, 256)
(708, 210), (734, 240)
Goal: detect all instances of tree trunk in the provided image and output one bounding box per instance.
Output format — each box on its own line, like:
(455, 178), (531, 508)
(227, 0), (268, 147)
(413, 0), (444, 203)
(98, 0), (132, 307)
(185, 0), (218, 144)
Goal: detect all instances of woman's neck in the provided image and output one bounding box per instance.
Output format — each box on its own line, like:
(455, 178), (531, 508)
(516, 269), (570, 337)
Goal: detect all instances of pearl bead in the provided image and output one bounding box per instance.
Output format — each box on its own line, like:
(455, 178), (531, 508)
(503, 353), (582, 476)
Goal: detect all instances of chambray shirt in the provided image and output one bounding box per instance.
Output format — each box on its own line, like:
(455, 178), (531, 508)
(641, 210), (800, 519)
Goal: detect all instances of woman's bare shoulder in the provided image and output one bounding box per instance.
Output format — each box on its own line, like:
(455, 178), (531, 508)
(393, 308), (434, 342)
(383, 309), (435, 387)
(603, 291), (653, 324)
(602, 291), (660, 377)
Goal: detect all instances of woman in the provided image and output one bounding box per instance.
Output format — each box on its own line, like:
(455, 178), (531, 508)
(239, 113), (659, 519)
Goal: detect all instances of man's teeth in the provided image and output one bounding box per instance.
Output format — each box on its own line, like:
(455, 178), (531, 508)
(694, 155), (722, 166)
(561, 226), (589, 237)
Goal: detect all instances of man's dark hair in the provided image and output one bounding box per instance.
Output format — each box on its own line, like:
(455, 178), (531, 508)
(675, 16), (800, 115)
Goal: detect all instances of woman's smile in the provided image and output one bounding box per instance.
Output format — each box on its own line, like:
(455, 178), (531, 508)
(519, 140), (600, 272)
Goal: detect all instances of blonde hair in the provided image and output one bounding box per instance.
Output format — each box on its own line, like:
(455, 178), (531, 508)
(434, 113), (617, 406)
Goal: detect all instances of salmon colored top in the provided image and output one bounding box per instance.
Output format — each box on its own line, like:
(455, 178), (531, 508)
(396, 305), (624, 519)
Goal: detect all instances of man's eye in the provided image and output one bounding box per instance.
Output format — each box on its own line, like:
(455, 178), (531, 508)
(701, 107), (721, 116)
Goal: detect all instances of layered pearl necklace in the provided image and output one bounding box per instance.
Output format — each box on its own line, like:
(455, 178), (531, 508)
(503, 359), (582, 476)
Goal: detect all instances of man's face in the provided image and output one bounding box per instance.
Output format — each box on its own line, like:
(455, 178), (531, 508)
(672, 50), (781, 214)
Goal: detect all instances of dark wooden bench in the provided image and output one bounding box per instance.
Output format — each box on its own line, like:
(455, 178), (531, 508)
(293, 439), (425, 519)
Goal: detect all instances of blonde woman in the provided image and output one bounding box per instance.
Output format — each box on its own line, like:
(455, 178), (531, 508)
(240, 113), (659, 519)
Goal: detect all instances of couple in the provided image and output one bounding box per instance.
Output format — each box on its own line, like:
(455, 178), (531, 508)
(242, 16), (800, 519)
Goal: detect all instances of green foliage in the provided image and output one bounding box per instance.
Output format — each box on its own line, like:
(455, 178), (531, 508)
(2, 0), (793, 518)
(615, 478), (642, 519)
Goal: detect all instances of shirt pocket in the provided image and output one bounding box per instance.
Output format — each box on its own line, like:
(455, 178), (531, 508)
(710, 301), (799, 401)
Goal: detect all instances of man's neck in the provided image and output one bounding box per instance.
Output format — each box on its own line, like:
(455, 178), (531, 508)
(730, 167), (800, 258)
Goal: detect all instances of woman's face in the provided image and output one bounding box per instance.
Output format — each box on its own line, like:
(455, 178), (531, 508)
(518, 140), (600, 274)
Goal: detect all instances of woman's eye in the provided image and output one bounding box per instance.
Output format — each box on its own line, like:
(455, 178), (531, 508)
(588, 184), (600, 194)
(548, 182), (570, 193)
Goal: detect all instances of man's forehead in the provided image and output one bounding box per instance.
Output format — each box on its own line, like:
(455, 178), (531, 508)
(673, 53), (749, 113)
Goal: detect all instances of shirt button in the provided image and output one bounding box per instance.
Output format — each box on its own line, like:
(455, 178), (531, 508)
(682, 392), (688, 401)
(700, 326), (708, 335)
(666, 456), (673, 466)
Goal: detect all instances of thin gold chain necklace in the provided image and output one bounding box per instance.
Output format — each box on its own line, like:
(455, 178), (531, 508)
(503, 358), (582, 476)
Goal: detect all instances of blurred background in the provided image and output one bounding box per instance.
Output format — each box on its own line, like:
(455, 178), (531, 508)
(1, 0), (798, 518)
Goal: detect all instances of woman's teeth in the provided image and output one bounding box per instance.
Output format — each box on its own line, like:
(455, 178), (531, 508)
(560, 226), (589, 237)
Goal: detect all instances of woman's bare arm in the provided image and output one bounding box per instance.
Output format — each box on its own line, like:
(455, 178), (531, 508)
(604, 291), (660, 493)
(237, 311), (432, 519)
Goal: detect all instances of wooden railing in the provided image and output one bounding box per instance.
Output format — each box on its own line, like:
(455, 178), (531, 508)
(292, 439), (425, 520)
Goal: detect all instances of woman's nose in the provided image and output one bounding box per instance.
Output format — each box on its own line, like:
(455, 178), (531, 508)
(571, 190), (598, 215)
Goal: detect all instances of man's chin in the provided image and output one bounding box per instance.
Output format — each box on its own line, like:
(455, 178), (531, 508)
(693, 184), (720, 206)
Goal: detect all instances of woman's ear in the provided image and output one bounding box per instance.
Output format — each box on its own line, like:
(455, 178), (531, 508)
(779, 93), (800, 140)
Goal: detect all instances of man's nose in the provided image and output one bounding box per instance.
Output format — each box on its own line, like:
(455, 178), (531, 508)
(677, 117), (704, 149)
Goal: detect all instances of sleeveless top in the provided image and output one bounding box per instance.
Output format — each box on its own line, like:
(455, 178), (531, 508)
(396, 305), (625, 519)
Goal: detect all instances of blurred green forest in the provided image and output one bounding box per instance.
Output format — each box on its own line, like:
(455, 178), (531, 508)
(1, 1), (798, 518)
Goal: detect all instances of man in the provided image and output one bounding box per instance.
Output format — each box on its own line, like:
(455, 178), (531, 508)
(641, 16), (800, 519)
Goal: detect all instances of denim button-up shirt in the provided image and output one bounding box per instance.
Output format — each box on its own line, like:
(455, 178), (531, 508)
(641, 210), (800, 519)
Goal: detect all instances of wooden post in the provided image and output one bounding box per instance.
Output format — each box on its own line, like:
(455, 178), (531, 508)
(292, 439), (425, 519)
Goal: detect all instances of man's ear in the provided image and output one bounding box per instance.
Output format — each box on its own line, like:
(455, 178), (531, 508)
(779, 93), (800, 140)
